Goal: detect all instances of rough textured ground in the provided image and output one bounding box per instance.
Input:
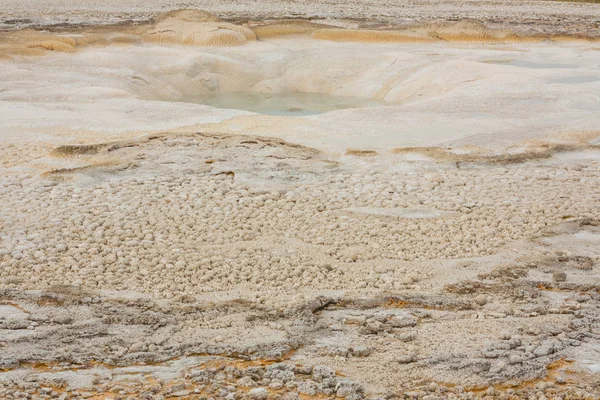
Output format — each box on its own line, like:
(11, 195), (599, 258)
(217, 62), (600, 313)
(1, 0), (600, 36)
(2, 131), (600, 399)
(1, 6), (600, 400)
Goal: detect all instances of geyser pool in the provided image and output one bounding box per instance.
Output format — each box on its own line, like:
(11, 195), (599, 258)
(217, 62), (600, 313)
(178, 91), (386, 116)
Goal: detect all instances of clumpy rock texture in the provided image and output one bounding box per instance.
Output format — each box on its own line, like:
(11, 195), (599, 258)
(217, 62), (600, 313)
(2, 130), (600, 399)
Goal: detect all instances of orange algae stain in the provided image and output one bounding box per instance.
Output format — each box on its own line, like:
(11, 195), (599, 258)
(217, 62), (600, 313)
(537, 283), (560, 291)
(5, 347), (300, 375)
(298, 394), (334, 400)
(494, 359), (575, 391)
(438, 358), (576, 394)
(385, 299), (408, 308)
(2, 355), (311, 399)
(0, 301), (31, 314)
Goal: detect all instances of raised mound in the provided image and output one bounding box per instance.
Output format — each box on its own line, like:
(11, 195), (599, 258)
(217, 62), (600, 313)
(142, 10), (256, 47)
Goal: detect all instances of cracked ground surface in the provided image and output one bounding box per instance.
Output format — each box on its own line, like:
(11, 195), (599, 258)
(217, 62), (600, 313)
(2, 131), (600, 399)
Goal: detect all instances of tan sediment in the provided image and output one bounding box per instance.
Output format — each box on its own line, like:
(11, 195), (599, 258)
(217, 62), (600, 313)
(311, 21), (550, 44)
(26, 40), (76, 53)
(312, 29), (437, 44)
(391, 132), (600, 164)
(251, 21), (333, 39)
(550, 34), (600, 43)
(140, 9), (256, 46)
(0, 26), (146, 58)
(1, 11), (599, 61)
(50, 143), (113, 157)
(39, 160), (129, 178)
(154, 9), (221, 23)
(141, 21), (256, 46)
(344, 149), (378, 157)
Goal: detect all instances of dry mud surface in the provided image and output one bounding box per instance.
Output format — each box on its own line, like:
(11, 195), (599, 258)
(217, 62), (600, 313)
(2, 6), (600, 400)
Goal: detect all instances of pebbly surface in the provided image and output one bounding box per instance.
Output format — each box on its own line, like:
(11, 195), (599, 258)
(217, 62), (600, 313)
(1, 132), (600, 399)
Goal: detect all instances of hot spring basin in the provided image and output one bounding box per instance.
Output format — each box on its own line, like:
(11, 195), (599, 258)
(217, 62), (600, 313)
(179, 91), (386, 116)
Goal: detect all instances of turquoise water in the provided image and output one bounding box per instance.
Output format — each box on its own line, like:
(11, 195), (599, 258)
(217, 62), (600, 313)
(183, 91), (385, 116)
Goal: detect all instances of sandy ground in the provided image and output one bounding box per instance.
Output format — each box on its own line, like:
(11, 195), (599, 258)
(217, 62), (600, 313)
(1, 7), (600, 400)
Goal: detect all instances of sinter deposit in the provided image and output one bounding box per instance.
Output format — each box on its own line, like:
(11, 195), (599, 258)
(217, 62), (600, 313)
(1, 5), (600, 400)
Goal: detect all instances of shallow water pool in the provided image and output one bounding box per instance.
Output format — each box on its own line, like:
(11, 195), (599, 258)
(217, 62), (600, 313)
(180, 91), (385, 116)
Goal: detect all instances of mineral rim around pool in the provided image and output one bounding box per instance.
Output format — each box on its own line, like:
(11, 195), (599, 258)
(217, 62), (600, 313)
(1, 2), (600, 399)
